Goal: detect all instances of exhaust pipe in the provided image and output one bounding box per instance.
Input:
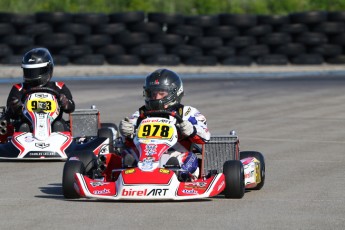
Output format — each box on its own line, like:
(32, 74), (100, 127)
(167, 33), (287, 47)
(0, 119), (6, 128)
(0, 128), (6, 135)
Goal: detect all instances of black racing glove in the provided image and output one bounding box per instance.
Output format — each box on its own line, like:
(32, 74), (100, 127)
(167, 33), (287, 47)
(59, 94), (69, 111)
(9, 97), (23, 113)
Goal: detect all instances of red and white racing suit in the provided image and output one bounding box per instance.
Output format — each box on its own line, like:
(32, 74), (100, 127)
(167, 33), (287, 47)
(123, 104), (210, 179)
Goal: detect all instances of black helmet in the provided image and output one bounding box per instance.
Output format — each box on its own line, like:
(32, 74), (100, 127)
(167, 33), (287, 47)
(143, 69), (184, 110)
(22, 48), (54, 87)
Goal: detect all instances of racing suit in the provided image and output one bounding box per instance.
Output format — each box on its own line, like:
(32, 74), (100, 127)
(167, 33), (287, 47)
(122, 104), (210, 180)
(5, 81), (75, 131)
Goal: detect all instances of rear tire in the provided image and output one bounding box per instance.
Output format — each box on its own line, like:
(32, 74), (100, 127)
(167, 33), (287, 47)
(240, 151), (265, 190)
(223, 160), (245, 199)
(98, 127), (114, 153)
(62, 160), (85, 199)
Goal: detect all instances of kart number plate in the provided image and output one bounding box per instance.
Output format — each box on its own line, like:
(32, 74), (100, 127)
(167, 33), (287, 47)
(137, 122), (173, 139)
(27, 99), (57, 113)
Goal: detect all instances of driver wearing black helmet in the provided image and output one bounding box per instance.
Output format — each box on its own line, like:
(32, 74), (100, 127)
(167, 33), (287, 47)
(119, 68), (210, 181)
(5, 47), (75, 132)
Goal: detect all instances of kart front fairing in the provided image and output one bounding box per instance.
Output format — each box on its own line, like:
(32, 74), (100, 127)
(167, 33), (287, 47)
(74, 167), (225, 200)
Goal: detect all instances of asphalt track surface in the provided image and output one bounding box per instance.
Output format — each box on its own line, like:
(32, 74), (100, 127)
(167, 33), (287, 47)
(0, 75), (345, 230)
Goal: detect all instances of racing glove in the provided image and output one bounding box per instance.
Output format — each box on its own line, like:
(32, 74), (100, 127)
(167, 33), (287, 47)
(177, 120), (196, 137)
(59, 94), (69, 110)
(119, 117), (135, 138)
(9, 97), (23, 113)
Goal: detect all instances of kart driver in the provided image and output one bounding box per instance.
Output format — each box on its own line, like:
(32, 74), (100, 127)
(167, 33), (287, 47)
(5, 47), (75, 132)
(119, 68), (210, 181)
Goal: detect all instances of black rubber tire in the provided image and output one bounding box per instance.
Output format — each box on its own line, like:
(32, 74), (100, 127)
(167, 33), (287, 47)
(113, 32), (150, 46)
(52, 55), (69, 66)
(62, 160), (85, 199)
(183, 56), (218, 66)
(257, 14), (290, 25)
(205, 46), (235, 58)
(94, 45), (125, 57)
(36, 12), (72, 24)
(330, 33), (345, 45)
(277, 23), (308, 34)
(143, 54), (180, 66)
(326, 55), (345, 64)
(36, 33), (76, 48)
(0, 55), (22, 64)
(68, 149), (97, 172)
(190, 37), (223, 48)
(185, 15), (219, 27)
(205, 26), (239, 38)
(290, 11), (327, 24)
(151, 33), (184, 46)
(59, 45), (93, 58)
(310, 44), (342, 57)
(93, 23), (126, 35)
(129, 43), (166, 56)
(240, 151), (265, 190)
(296, 32), (328, 45)
(328, 11), (345, 22)
(312, 22), (345, 34)
(256, 54), (288, 65)
(107, 55), (141, 65)
(2, 35), (34, 47)
(147, 13), (184, 25)
(101, 123), (119, 138)
(222, 56), (253, 66)
(55, 23), (91, 35)
(223, 160), (245, 198)
(291, 54), (324, 65)
(219, 13), (257, 28)
(259, 33), (292, 45)
(239, 44), (270, 57)
(109, 11), (145, 24)
(169, 45), (202, 58)
(226, 36), (257, 48)
(168, 25), (203, 37)
(0, 23), (15, 35)
(73, 13), (109, 25)
(274, 43), (306, 56)
(71, 54), (105, 65)
(10, 13), (36, 26)
(0, 44), (13, 57)
(0, 12), (15, 23)
(21, 23), (53, 35)
(98, 127), (114, 153)
(244, 25), (273, 36)
(79, 34), (112, 47)
(129, 22), (163, 34)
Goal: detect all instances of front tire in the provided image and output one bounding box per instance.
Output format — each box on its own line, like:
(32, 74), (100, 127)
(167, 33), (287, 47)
(62, 160), (85, 199)
(240, 151), (265, 190)
(223, 160), (245, 199)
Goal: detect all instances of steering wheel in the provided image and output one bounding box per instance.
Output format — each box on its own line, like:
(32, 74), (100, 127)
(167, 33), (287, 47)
(143, 110), (184, 124)
(21, 87), (61, 102)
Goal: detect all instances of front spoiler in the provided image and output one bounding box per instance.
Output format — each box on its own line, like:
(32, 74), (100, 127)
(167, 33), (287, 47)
(74, 172), (226, 201)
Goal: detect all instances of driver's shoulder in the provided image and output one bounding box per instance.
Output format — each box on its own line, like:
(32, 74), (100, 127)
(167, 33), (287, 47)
(53, 81), (65, 89)
(182, 105), (199, 116)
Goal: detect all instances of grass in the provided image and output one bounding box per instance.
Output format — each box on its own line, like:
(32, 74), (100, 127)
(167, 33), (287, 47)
(1, 0), (345, 15)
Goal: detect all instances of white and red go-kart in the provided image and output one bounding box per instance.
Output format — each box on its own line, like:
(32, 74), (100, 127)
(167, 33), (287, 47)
(0, 87), (116, 160)
(63, 110), (265, 200)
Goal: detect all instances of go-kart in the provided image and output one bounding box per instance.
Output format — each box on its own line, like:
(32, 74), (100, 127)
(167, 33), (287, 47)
(0, 87), (117, 160)
(62, 110), (265, 200)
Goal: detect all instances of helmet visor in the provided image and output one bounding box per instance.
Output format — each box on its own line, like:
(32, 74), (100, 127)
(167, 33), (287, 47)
(23, 66), (49, 79)
(145, 89), (169, 100)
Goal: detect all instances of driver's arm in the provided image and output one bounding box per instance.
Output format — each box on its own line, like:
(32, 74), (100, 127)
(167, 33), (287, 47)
(59, 84), (75, 113)
(6, 85), (24, 119)
(182, 107), (210, 144)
